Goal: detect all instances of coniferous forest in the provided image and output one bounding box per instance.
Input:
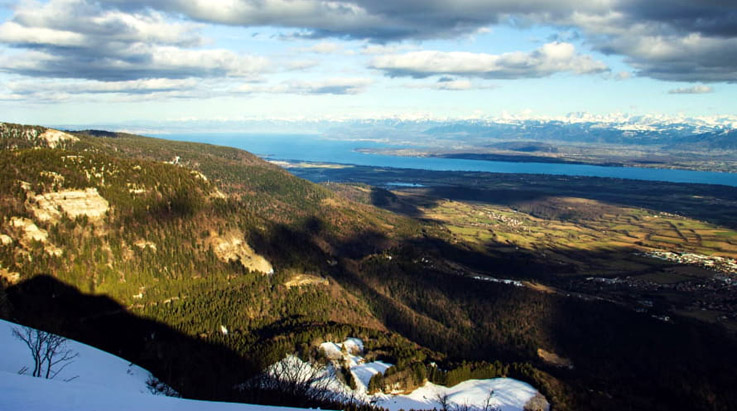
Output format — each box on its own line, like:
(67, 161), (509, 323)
(1, 124), (737, 411)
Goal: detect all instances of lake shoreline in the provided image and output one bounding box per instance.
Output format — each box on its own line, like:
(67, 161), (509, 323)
(158, 133), (737, 188)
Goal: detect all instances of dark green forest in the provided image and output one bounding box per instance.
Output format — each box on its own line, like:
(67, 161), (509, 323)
(1, 123), (736, 411)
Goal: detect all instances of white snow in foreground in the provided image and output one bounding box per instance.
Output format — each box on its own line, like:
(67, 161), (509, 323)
(0, 373), (303, 411)
(1, 319), (541, 411)
(0, 319), (299, 411)
(312, 338), (543, 410)
(0, 318), (153, 394)
(374, 379), (539, 411)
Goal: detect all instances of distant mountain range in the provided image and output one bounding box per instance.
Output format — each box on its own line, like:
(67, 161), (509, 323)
(321, 117), (737, 149)
(46, 114), (737, 149)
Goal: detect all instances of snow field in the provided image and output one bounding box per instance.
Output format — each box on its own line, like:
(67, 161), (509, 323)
(0, 319), (300, 411)
(314, 338), (543, 411)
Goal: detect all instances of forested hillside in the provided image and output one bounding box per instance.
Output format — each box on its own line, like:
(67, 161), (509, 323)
(1, 123), (736, 411)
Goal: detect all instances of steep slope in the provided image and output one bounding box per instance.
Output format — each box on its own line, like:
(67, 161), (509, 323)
(1, 318), (163, 395)
(0, 122), (425, 403)
(0, 318), (295, 411)
(3, 122), (737, 411)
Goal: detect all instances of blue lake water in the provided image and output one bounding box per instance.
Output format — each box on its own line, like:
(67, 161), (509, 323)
(156, 133), (737, 187)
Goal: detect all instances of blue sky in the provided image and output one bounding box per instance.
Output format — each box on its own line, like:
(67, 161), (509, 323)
(0, 0), (735, 129)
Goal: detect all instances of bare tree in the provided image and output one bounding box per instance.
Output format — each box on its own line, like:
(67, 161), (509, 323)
(12, 326), (78, 380)
(483, 388), (501, 411)
(240, 355), (338, 404)
(455, 403), (472, 411)
(434, 388), (500, 411)
(435, 391), (451, 411)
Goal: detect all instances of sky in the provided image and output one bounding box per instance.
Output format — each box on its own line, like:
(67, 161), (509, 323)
(0, 0), (735, 129)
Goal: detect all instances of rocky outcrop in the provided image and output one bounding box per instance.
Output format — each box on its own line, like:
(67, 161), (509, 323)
(30, 188), (109, 223)
(38, 129), (79, 148)
(209, 232), (273, 274)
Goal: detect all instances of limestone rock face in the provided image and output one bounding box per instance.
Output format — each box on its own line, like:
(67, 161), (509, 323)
(31, 188), (109, 223)
(209, 232), (273, 274)
(10, 217), (48, 243)
(38, 129), (79, 148)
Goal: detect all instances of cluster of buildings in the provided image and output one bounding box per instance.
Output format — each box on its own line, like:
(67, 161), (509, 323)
(643, 250), (737, 275)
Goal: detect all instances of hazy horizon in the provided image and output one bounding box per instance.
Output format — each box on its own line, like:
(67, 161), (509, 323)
(0, 0), (735, 130)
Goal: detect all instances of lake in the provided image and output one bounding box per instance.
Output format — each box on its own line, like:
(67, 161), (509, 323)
(156, 133), (737, 187)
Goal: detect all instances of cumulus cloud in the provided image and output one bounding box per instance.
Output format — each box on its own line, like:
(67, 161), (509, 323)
(239, 77), (372, 95)
(544, 2), (737, 83)
(2, 0), (736, 84)
(0, 76), (231, 102)
(595, 33), (737, 82)
(97, 0), (737, 83)
(100, 0), (611, 41)
(371, 42), (608, 79)
(668, 85), (714, 95)
(360, 43), (419, 55)
(0, 0), (269, 81)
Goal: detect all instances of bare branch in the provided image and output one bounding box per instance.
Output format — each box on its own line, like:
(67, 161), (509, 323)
(11, 325), (77, 380)
(435, 391), (451, 411)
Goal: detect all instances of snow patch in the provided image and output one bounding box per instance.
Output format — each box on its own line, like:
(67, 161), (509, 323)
(471, 275), (524, 287)
(1, 319), (307, 410)
(1, 370), (299, 411)
(311, 338), (545, 410)
(0, 319), (160, 395)
(375, 379), (545, 411)
(351, 360), (391, 389)
(319, 338), (363, 360)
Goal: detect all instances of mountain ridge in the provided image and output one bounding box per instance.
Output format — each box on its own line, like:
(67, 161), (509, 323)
(2, 122), (737, 411)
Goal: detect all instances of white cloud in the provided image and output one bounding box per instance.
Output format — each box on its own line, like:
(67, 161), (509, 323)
(0, 0), (269, 80)
(598, 32), (737, 82)
(7, 78), (199, 95)
(97, 0), (737, 83)
(360, 43), (419, 55)
(0, 46), (269, 80)
(0, 77), (220, 102)
(239, 77), (372, 95)
(371, 42), (608, 79)
(1, 0), (735, 90)
(0, 21), (87, 47)
(299, 41), (343, 54)
(668, 85), (714, 95)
